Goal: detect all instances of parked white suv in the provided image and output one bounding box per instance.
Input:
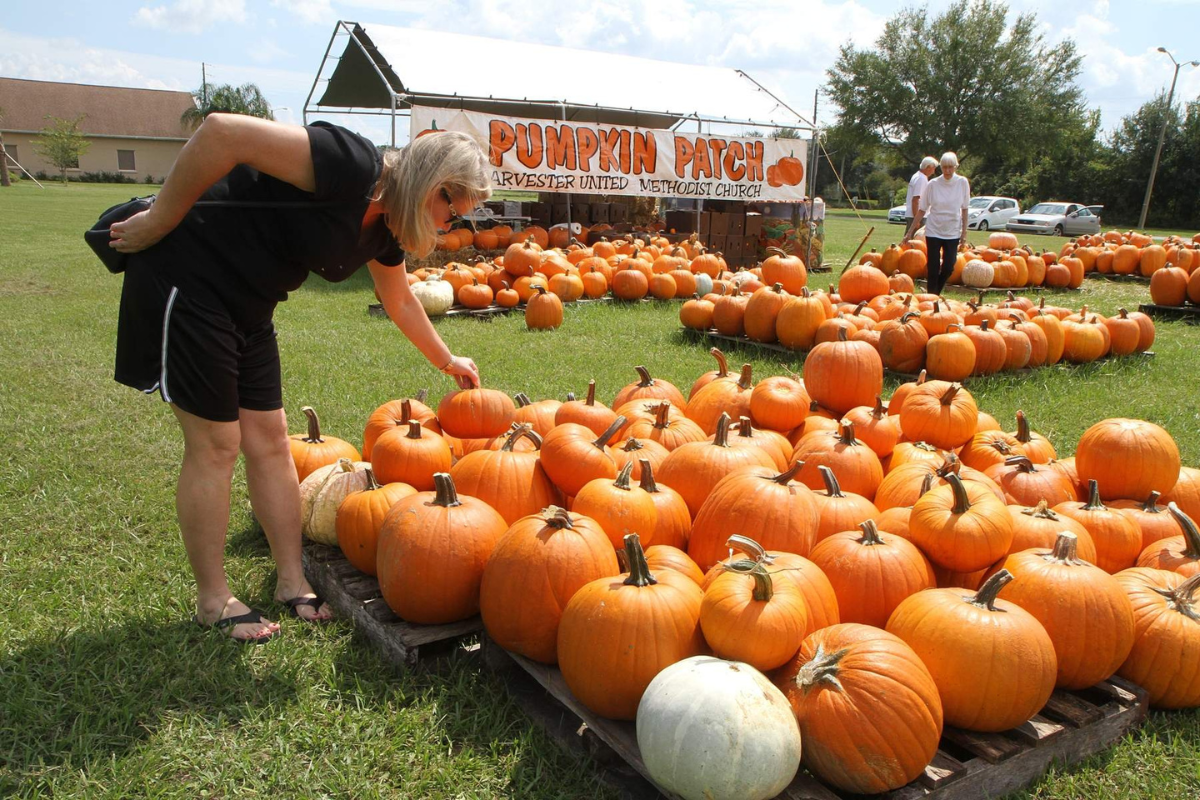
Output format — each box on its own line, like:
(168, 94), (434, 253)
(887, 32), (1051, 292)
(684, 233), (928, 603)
(967, 196), (1021, 231)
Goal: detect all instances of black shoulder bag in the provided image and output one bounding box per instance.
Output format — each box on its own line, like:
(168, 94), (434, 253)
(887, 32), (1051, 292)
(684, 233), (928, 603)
(85, 195), (353, 274)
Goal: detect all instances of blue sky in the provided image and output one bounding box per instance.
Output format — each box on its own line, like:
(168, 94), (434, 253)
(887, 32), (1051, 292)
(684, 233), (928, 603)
(2, 0), (1198, 145)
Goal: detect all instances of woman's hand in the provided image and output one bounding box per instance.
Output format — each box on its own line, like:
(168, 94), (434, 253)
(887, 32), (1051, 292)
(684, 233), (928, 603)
(441, 355), (481, 389)
(109, 208), (172, 253)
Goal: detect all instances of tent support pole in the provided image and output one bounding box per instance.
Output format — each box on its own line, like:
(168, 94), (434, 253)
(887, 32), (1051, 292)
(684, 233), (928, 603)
(695, 115), (703, 239)
(562, 102), (571, 239)
(806, 90), (819, 270)
(302, 21), (346, 125)
(390, 93), (396, 146)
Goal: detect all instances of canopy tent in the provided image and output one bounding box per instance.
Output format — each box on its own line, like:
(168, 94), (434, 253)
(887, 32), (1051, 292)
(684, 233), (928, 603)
(303, 21), (816, 142)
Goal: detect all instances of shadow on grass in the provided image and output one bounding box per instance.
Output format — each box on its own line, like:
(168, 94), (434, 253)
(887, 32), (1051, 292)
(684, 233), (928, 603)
(0, 615), (300, 794)
(297, 268), (376, 294)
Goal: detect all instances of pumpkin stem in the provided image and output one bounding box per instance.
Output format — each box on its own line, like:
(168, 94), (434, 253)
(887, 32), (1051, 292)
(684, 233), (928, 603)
(416, 388), (429, 403)
(940, 383), (961, 405)
(900, 311), (922, 324)
(737, 363), (754, 390)
(919, 471), (936, 496)
(1119, 308), (1129, 319)
(501, 424), (541, 451)
(584, 379), (597, 407)
(818, 465), (845, 498)
(725, 535), (767, 563)
(970, 569), (1014, 611)
(594, 415), (627, 449)
(1022, 499), (1053, 519)
(980, 319), (991, 331)
(622, 533), (657, 587)
(1083, 479), (1106, 511)
(1004, 455), (1035, 473)
(736, 416), (755, 438)
(794, 643), (850, 693)
(406, 419), (424, 439)
(637, 459), (659, 493)
(946, 472), (972, 515)
(1167, 502), (1200, 560)
(543, 506), (574, 529)
(612, 461), (635, 491)
(748, 563), (775, 602)
(773, 461), (802, 484)
(712, 413), (733, 447)
(936, 453), (962, 478)
(1142, 491), (1163, 513)
(652, 401), (672, 430)
(858, 519), (884, 546)
(431, 473), (462, 508)
(709, 347), (729, 378)
(634, 365), (655, 388)
(362, 466), (382, 491)
(836, 326), (849, 342)
(1014, 410), (1033, 444)
(514, 392), (532, 408)
(837, 419), (858, 445)
(1154, 573), (1200, 622)
(620, 438), (646, 453)
(1047, 532), (1082, 564)
(565, 391), (577, 402)
(872, 396), (887, 417)
(300, 406), (324, 443)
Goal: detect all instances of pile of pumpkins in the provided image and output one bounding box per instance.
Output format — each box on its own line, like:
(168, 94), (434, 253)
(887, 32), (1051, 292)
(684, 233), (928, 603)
(408, 232), (807, 332)
(682, 276), (1155, 378)
(856, 232), (1078, 291)
(1147, 233), (1200, 307)
(286, 357), (1200, 800)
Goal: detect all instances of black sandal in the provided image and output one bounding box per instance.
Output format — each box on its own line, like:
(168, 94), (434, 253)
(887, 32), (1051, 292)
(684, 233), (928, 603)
(193, 609), (279, 645)
(281, 595), (331, 621)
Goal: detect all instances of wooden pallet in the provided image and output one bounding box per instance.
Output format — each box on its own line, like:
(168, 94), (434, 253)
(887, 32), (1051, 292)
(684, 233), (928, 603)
(367, 296), (616, 320)
(1088, 273), (1151, 284)
(301, 540), (482, 666)
(481, 635), (1149, 800)
(1138, 303), (1200, 321)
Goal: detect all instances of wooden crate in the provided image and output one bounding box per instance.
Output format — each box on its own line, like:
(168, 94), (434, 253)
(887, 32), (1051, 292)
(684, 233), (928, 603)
(1138, 303), (1200, 321)
(302, 541), (481, 666)
(481, 635), (1149, 800)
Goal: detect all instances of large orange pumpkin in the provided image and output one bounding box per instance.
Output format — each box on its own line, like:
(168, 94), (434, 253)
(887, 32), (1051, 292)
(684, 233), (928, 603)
(1114, 568), (1200, 708)
(335, 468), (418, 576)
(289, 406), (361, 483)
(803, 327), (883, 415)
(449, 425), (561, 525)
(1076, 418), (1181, 501)
(910, 472), (1012, 572)
(700, 560), (810, 671)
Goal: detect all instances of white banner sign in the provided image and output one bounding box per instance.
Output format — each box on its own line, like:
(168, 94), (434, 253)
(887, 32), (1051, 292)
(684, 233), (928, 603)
(411, 107), (807, 202)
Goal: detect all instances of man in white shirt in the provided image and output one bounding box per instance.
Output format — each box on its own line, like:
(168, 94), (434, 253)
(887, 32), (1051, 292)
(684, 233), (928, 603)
(903, 156), (937, 233)
(904, 152), (970, 296)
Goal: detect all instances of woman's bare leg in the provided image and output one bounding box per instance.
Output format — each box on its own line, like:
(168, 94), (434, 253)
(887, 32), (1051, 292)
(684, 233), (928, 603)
(238, 407), (331, 621)
(172, 405), (279, 641)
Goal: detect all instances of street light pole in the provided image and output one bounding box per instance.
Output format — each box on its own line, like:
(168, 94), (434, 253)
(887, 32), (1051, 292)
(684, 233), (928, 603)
(1138, 48), (1198, 230)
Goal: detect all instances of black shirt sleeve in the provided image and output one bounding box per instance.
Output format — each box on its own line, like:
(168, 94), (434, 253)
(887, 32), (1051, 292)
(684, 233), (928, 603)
(375, 238), (405, 267)
(307, 122), (380, 203)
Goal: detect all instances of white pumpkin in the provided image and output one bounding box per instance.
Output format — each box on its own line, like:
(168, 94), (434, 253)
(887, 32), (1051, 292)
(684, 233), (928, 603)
(636, 656), (802, 800)
(962, 258), (995, 289)
(411, 275), (454, 316)
(299, 457), (372, 545)
(693, 272), (714, 297)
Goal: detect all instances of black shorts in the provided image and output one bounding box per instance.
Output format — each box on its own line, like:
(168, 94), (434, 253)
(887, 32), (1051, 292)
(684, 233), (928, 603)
(114, 263), (283, 423)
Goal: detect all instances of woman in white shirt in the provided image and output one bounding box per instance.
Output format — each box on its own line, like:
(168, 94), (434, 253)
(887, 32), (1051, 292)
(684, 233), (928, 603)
(904, 152), (969, 295)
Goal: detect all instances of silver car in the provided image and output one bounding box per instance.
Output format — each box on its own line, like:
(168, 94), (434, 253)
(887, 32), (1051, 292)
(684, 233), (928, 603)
(887, 204), (908, 224)
(1006, 202), (1104, 236)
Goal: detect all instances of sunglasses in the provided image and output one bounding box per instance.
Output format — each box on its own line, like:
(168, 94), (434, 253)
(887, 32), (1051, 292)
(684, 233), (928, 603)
(439, 188), (460, 222)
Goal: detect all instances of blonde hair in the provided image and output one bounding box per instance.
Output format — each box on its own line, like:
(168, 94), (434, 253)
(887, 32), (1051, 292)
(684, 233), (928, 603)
(376, 131), (492, 257)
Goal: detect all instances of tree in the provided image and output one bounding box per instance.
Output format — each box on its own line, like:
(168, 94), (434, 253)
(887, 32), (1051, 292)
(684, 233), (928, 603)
(182, 82), (274, 129)
(771, 128), (803, 140)
(34, 114), (90, 184)
(825, 0), (1087, 172)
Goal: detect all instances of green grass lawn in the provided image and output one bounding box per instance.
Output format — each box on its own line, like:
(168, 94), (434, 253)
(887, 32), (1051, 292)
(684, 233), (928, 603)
(1, 182), (1198, 798)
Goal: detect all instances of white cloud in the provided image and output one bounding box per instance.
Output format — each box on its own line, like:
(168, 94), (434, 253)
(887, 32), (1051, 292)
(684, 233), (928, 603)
(249, 38), (290, 65)
(132, 0), (248, 35)
(272, 0), (334, 26)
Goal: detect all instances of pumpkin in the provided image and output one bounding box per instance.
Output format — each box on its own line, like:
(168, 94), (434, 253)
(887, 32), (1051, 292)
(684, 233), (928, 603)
(539, 418), (624, 497)
(910, 472), (1012, 572)
(878, 311), (929, 373)
(1076, 418), (1180, 501)
(557, 534), (706, 720)
(334, 467), (417, 576)
(1113, 491), (1179, 551)
(687, 462), (821, 570)
(1054, 479), (1143, 574)
(776, 288), (829, 351)
(774, 624), (942, 794)
(437, 388), (516, 439)
(809, 520), (935, 628)
(701, 560), (810, 670)
(1166, 467), (1200, 521)
(962, 258), (995, 288)
(685, 363), (754, 435)
(679, 296), (714, 330)
(555, 379), (618, 436)
(299, 457), (371, 545)
(743, 283), (791, 343)
(512, 392), (560, 437)
(376, 473), (507, 624)
(638, 460), (692, 550)
(1007, 500), (1097, 561)
(728, 417), (792, 472)
(658, 414), (777, 520)
(370, 418), (453, 491)
(793, 420), (884, 500)
(707, 535), (840, 630)
(842, 396), (900, 458)
(886, 369), (927, 417)
(689, 347), (731, 399)
(623, 400), (706, 451)
(611, 437), (669, 481)
(573, 462), (658, 550)
(1153, 265), (1192, 305)
(959, 430), (1025, 472)
(1009, 409), (1057, 464)
(749, 375), (810, 432)
(479, 506), (619, 663)
(639, 544), (704, 585)
(449, 425), (560, 525)
(760, 246), (808, 294)
(362, 395), (440, 461)
(1136, 502), (1200, 577)
(1114, 569), (1200, 708)
(638, 656), (802, 800)
(411, 275), (455, 316)
(924, 323), (977, 382)
(803, 327), (883, 415)
(984, 455), (1078, 507)
(838, 264), (889, 303)
(811, 465), (881, 544)
(524, 284), (563, 329)
(289, 406), (361, 483)
(886, 570), (1058, 732)
(611, 365), (687, 410)
(898, 380), (978, 450)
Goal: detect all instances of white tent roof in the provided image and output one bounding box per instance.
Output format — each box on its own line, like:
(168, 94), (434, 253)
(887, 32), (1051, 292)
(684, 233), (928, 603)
(309, 22), (810, 130)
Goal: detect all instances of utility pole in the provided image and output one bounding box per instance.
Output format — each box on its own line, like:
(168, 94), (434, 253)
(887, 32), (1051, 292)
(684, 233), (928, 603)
(202, 63), (209, 108)
(1139, 48), (1197, 230)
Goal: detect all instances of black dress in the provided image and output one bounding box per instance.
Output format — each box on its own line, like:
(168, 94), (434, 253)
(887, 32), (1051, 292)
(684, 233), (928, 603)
(114, 122), (404, 422)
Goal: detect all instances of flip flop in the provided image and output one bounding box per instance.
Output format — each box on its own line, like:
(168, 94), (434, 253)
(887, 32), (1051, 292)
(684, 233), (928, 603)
(193, 608), (280, 645)
(281, 594), (332, 622)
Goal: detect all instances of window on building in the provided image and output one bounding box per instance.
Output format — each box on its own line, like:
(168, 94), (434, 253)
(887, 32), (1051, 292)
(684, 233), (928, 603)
(3, 145), (17, 166)
(117, 150), (136, 171)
